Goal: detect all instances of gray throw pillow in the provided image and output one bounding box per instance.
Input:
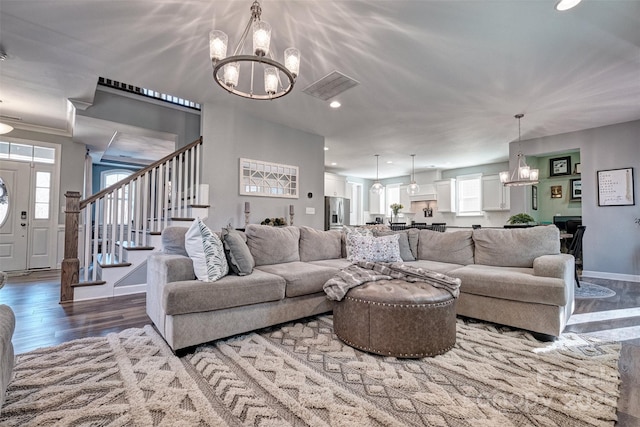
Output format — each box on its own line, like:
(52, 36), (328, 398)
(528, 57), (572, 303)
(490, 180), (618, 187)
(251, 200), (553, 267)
(221, 228), (255, 275)
(245, 225), (300, 266)
(374, 230), (416, 261)
(161, 226), (189, 257)
(299, 226), (342, 261)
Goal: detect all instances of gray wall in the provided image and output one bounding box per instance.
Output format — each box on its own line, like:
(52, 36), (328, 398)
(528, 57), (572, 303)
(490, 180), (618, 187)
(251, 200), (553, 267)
(511, 120), (640, 279)
(78, 90), (201, 147)
(201, 104), (325, 231)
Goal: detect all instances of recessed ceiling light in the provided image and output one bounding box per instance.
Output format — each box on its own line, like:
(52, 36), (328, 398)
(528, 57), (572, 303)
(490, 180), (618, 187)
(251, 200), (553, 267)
(324, 147), (329, 151)
(329, 101), (341, 109)
(386, 161), (393, 164)
(555, 0), (582, 11)
(331, 162), (337, 166)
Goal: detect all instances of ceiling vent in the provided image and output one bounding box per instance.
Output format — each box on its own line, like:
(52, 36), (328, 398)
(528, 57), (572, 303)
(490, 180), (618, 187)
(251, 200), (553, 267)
(302, 71), (359, 101)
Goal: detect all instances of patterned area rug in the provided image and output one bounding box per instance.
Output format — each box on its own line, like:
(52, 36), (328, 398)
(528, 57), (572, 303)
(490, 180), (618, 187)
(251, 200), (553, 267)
(575, 282), (617, 299)
(1, 318), (621, 426)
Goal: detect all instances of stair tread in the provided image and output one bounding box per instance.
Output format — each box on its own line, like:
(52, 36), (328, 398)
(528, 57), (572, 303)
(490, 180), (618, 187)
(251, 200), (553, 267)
(117, 241), (155, 250)
(71, 280), (107, 288)
(96, 254), (132, 268)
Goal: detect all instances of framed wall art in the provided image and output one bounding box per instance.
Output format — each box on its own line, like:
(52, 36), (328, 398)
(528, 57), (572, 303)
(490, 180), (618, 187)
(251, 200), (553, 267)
(570, 179), (582, 200)
(532, 185), (538, 210)
(550, 156), (571, 177)
(551, 185), (562, 199)
(239, 158), (299, 199)
(597, 167), (634, 206)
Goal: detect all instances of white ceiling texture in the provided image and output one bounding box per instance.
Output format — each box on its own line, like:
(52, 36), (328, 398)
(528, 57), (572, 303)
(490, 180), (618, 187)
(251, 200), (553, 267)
(1, 0), (639, 178)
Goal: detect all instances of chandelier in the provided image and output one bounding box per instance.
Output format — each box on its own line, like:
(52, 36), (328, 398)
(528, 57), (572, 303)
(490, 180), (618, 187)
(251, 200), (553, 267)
(209, 0), (300, 100)
(407, 154), (420, 195)
(499, 114), (539, 186)
(370, 154), (384, 195)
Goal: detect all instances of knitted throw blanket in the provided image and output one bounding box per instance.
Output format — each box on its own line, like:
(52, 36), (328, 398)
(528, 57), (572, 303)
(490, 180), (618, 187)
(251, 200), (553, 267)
(323, 261), (461, 301)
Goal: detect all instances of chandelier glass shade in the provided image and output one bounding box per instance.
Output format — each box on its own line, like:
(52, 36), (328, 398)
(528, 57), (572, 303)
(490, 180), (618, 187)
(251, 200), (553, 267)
(209, 0), (300, 100)
(500, 114), (539, 186)
(370, 154), (384, 195)
(407, 154), (420, 195)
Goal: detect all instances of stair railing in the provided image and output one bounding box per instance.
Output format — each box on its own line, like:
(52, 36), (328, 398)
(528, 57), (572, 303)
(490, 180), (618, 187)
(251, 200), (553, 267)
(61, 137), (203, 302)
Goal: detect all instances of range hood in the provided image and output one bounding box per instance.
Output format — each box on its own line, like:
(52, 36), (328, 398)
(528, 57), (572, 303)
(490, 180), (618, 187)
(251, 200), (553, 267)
(408, 184), (437, 201)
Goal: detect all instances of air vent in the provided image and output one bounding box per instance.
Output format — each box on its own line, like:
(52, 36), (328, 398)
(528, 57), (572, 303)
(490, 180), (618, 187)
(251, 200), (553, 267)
(302, 71), (359, 101)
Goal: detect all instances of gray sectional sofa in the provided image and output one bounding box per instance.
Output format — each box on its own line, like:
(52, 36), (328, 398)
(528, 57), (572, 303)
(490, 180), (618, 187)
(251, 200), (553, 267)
(146, 224), (574, 351)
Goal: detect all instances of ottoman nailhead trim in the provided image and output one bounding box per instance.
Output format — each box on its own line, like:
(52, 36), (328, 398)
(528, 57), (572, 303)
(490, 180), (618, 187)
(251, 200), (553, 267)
(336, 335), (455, 358)
(344, 295), (454, 308)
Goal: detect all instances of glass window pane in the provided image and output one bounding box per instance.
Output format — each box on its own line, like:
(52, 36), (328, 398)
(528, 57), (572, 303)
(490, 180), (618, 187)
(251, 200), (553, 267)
(0, 177), (8, 227)
(33, 147), (55, 163)
(0, 142), (8, 159)
(35, 187), (49, 203)
(35, 203), (49, 219)
(36, 171), (51, 187)
(9, 143), (33, 161)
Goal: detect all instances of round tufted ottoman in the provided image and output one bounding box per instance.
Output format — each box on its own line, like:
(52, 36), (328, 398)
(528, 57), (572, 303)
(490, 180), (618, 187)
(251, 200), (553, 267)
(333, 279), (457, 358)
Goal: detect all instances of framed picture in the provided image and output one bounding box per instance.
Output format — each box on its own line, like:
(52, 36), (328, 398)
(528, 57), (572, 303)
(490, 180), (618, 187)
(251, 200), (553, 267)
(551, 185), (562, 198)
(570, 179), (582, 200)
(597, 167), (635, 206)
(532, 185), (538, 210)
(550, 156), (572, 177)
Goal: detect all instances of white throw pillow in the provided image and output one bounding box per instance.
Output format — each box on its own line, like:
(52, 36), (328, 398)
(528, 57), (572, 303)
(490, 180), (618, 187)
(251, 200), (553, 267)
(185, 218), (229, 282)
(342, 226), (374, 260)
(347, 234), (402, 263)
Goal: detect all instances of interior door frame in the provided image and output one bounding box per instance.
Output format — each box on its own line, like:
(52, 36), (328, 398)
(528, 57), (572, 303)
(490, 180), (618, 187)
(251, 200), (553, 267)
(1, 137), (61, 270)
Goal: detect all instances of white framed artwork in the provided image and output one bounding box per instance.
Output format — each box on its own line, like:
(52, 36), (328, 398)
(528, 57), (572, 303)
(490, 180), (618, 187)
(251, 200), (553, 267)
(239, 158), (299, 199)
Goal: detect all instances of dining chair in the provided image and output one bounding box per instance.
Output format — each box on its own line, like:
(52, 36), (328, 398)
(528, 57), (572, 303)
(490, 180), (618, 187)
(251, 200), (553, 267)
(431, 223), (447, 232)
(568, 225), (586, 288)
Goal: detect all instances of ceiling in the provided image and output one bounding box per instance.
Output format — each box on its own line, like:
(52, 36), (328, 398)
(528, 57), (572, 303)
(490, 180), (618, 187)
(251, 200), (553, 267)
(1, 0), (639, 179)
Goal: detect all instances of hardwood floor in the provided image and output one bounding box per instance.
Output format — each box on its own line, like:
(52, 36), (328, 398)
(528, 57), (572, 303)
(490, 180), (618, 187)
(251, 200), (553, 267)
(1, 270), (639, 426)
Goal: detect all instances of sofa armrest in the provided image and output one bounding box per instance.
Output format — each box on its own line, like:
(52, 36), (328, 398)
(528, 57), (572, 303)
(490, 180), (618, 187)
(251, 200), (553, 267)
(533, 254), (574, 280)
(146, 253), (195, 331)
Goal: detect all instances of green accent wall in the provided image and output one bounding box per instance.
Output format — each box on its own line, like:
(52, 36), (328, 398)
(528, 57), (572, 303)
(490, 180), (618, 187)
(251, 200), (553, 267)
(533, 152), (582, 224)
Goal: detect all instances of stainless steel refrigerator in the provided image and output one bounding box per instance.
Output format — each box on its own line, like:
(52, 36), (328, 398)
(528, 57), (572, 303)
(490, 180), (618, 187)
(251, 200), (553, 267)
(324, 196), (350, 230)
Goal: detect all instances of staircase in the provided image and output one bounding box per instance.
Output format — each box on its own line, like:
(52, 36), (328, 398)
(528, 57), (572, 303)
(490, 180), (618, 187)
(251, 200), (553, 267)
(60, 137), (207, 302)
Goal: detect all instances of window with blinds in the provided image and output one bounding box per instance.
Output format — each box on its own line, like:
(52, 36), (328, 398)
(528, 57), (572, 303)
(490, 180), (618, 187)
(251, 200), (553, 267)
(456, 174), (483, 216)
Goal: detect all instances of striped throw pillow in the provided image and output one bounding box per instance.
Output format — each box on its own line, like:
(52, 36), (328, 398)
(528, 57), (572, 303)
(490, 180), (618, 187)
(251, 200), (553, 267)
(185, 218), (229, 282)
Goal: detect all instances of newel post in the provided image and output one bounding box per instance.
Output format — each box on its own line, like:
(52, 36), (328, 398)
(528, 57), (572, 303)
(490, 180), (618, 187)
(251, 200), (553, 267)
(60, 191), (81, 303)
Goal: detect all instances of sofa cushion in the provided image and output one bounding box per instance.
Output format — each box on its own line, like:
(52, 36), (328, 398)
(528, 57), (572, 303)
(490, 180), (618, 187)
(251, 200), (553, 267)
(246, 225), (300, 266)
(309, 259), (353, 270)
(347, 234), (402, 263)
(162, 269), (286, 315)
(299, 227), (342, 261)
(185, 218), (228, 281)
(161, 226), (189, 257)
(221, 228), (255, 276)
(473, 226), (560, 268)
(448, 264), (567, 306)
(256, 261), (340, 298)
(402, 259), (465, 275)
(373, 230), (415, 261)
(417, 230), (474, 265)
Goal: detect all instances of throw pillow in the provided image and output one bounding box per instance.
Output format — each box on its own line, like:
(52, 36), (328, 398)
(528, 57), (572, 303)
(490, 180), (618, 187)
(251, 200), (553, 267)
(299, 226), (342, 261)
(342, 226), (373, 260)
(373, 230), (416, 262)
(347, 234), (402, 263)
(245, 225), (300, 266)
(221, 228), (255, 276)
(185, 218), (229, 282)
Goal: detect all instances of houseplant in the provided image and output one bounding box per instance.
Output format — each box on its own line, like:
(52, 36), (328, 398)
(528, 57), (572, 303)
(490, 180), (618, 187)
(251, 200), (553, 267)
(390, 203), (403, 223)
(507, 213), (535, 225)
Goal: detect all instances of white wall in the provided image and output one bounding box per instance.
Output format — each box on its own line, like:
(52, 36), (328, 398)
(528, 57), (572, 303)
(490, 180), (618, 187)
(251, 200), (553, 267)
(511, 120), (640, 280)
(201, 104), (325, 231)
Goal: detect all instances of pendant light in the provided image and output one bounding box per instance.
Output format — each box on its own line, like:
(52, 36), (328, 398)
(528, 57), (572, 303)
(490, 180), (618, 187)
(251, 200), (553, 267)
(499, 114), (539, 186)
(370, 154), (384, 194)
(407, 154), (420, 195)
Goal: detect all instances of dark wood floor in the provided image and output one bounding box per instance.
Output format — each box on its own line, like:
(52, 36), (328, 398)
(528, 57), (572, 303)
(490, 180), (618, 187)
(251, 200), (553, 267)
(1, 270), (638, 426)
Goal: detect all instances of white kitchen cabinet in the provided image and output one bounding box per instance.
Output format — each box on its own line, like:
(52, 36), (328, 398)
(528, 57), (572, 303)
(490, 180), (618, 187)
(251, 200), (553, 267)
(369, 188), (386, 214)
(399, 185), (412, 212)
(482, 174), (510, 211)
(408, 183), (437, 202)
(324, 173), (347, 198)
(435, 179), (456, 212)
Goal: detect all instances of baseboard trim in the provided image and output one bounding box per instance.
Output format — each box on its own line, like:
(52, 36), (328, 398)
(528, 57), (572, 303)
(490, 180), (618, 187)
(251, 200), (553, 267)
(582, 270), (640, 283)
(113, 284), (147, 297)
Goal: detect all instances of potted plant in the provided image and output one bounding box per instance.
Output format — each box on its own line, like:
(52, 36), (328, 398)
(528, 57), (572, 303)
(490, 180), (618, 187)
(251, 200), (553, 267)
(390, 203), (403, 223)
(507, 213), (535, 225)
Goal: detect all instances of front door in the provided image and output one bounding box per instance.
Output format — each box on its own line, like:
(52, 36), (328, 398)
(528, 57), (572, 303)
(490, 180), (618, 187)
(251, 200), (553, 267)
(0, 160), (31, 271)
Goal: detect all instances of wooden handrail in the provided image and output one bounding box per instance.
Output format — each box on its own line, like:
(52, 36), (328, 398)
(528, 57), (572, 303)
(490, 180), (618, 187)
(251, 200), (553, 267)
(80, 136), (202, 209)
